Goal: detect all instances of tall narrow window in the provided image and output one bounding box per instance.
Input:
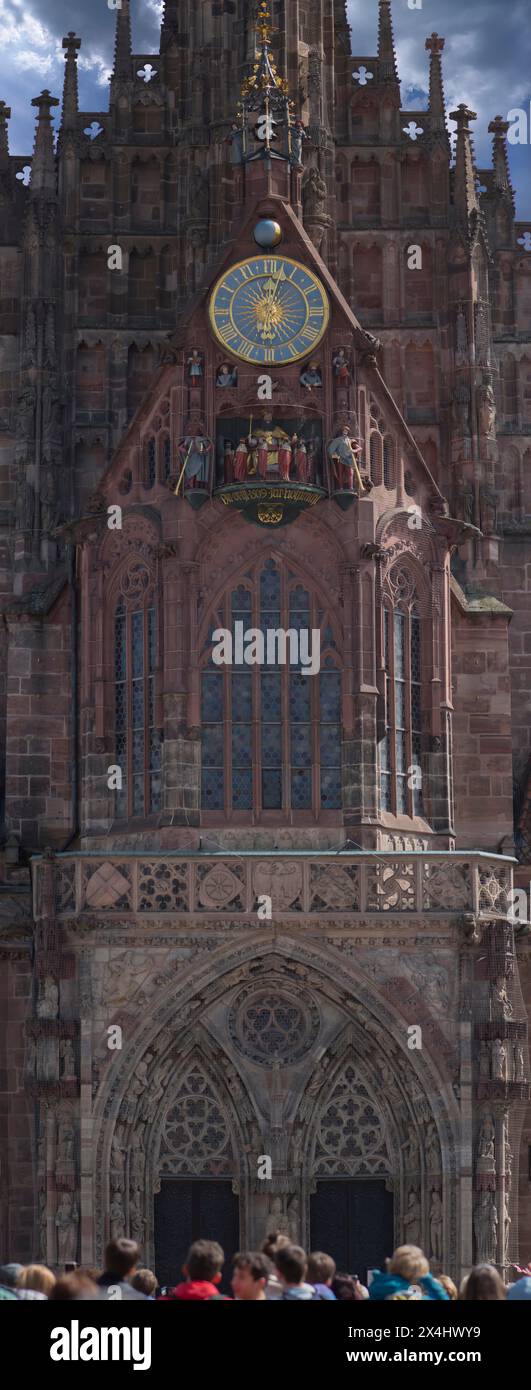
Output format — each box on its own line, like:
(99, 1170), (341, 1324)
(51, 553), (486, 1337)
(380, 581), (423, 818)
(144, 437), (156, 489)
(114, 593), (161, 818)
(200, 559), (342, 817)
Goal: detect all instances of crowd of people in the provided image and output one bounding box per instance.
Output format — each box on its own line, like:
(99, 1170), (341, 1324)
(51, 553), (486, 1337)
(1, 1233), (530, 1302)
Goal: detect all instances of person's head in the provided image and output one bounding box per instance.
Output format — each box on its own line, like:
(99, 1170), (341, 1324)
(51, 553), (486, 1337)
(231, 1252), (272, 1301)
(274, 1243), (307, 1288)
(506, 1276), (531, 1301)
(261, 1231), (290, 1262)
(389, 1246), (429, 1283)
(17, 1264), (56, 1297)
(50, 1273), (98, 1301)
(307, 1251), (336, 1288)
(0, 1263), (22, 1288)
(439, 1274), (458, 1300)
(184, 1240), (224, 1284)
(332, 1273), (367, 1301)
(131, 1268), (158, 1298)
(461, 1265), (506, 1301)
(103, 1238), (140, 1281)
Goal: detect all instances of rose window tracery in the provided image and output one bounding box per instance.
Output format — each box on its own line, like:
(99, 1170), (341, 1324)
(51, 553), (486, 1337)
(228, 986), (320, 1065)
(159, 1063), (234, 1176)
(314, 1063), (390, 1176)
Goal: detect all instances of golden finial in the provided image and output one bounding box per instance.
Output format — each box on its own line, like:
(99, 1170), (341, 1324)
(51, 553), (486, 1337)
(257, 2), (273, 44)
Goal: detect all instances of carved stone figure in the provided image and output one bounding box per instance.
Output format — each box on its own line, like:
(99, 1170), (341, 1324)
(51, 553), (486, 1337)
(267, 1194), (289, 1233)
(478, 381), (497, 440)
(36, 975), (58, 1019)
(189, 165), (209, 220)
(457, 477), (474, 525)
(429, 1188), (443, 1263)
(287, 1195), (300, 1242)
(513, 1041), (525, 1082)
(228, 122), (245, 165)
(111, 1125), (126, 1173)
(403, 1187), (421, 1245)
(130, 1186), (146, 1245)
(474, 1192), (497, 1263)
(55, 1192), (78, 1264)
(479, 486), (498, 536)
(492, 1038), (507, 1081)
(424, 1120), (440, 1172)
(187, 350), (204, 381)
(57, 1120), (75, 1164)
(503, 1195), (511, 1265)
(109, 1190), (125, 1240)
(60, 1039), (75, 1080)
(15, 385), (36, 439)
(289, 119), (306, 165)
(476, 1114), (495, 1172)
(302, 166), (327, 218)
(452, 382), (471, 439)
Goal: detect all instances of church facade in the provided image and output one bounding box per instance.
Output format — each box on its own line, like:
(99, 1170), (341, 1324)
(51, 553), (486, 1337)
(0, 0), (530, 1283)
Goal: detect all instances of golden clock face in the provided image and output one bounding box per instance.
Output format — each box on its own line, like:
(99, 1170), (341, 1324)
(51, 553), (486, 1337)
(209, 255), (330, 365)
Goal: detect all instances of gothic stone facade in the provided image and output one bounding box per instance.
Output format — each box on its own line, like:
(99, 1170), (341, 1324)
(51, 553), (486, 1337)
(0, 0), (530, 1279)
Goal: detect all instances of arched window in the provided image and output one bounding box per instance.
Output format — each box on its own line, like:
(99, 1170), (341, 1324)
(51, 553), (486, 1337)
(380, 572), (423, 817)
(383, 436), (395, 489)
(201, 558), (342, 816)
(144, 436), (156, 489)
(370, 431), (382, 485)
(161, 433), (171, 482)
(114, 587), (162, 818)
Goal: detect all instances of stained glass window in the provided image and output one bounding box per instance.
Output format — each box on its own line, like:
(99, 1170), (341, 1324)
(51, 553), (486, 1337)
(145, 436), (156, 489)
(114, 595), (161, 818)
(379, 589), (423, 818)
(383, 437), (394, 489)
(201, 561), (342, 815)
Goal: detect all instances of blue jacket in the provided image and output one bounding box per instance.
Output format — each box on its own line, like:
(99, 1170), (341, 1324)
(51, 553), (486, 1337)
(369, 1271), (449, 1301)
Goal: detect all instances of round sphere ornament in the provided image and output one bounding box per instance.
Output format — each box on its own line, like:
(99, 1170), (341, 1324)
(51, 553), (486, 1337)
(254, 218), (282, 249)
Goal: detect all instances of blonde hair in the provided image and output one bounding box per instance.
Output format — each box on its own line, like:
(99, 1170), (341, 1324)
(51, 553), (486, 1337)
(18, 1264), (56, 1296)
(389, 1245), (429, 1282)
(439, 1274), (458, 1300)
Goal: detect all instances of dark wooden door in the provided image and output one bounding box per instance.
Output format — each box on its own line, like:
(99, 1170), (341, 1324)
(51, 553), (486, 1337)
(310, 1180), (394, 1283)
(154, 1179), (240, 1293)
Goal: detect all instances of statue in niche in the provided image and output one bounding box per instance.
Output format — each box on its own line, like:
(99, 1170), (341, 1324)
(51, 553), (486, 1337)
(60, 1039), (75, 1080)
(109, 1190), (125, 1240)
(15, 384), (36, 439)
(474, 1191), (497, 1263)
(478, 380), (497, 440)
(429, 1189), (443, 1263)
(55, 1192), (78, 1265)
(513, 1041), (525, 1082)
(332, 348), (350, 385)
(479, 486), (498, 537)
(492, 1037), (507, 1081)
(476, 1114), (495, 1173)
(302, 166), (327, 218)
(424, 1120), (440, 1172)
(401, 1133), (420, 1171)
(267, 1194), (289, 1234)
(187, 349), (204, 381)
(228, 122), (245, 165)
(57, 1120), (75, 1164)
(457, 477), (474, 525)
(403, 1187), (421, 1245)
(130, 1185), (146, 1246)
(177, 433), (212, 487)
(293, 437), (309, 483)
(503, 1195), (511, 1264)
(37, 975), (58, 1019)
(451, 382), (471, 444)
(111, 1125), (126, 1174)
(300, 360), (322, 391)
(216, 362), (238, 388)
(328, 426), (368, 494)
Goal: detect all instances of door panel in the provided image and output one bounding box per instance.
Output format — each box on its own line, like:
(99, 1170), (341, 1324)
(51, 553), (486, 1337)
(310, 1180), (394, 1284)
(154, 1179), (240, 1293)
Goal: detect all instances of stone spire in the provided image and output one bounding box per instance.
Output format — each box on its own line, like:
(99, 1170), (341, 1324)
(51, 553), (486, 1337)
(450, 103), (479, 223)
(425, 33), (447, 133)
(113, 0), (132, 79)
(30, 90), (59, 197)
(378, 0), (399, 83)
(489, 115), (515, 203)
(0, 101), (10, 166)
(61, 33), (81, 131)
(160, 0), (179, 53)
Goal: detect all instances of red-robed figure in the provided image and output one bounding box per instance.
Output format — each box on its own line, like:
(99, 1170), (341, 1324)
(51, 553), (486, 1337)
(233, 438), (249, 482)
(294, 439), (309, 483)
(278, 438), (292, 481)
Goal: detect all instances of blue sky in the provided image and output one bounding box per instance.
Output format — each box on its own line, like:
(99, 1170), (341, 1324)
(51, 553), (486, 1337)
(1, 0), (530, 218)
